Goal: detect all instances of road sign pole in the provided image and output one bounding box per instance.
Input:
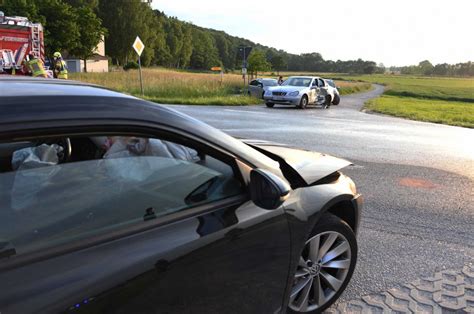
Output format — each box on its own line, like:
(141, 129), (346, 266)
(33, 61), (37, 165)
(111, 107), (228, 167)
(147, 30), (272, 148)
(138, 56), (144, 96)
(243, 48), (246, 93)
(132, 36), (145, 96)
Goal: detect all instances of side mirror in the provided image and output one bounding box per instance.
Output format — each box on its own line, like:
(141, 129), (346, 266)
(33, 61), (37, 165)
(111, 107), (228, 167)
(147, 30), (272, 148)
(249, 169), (290, 210)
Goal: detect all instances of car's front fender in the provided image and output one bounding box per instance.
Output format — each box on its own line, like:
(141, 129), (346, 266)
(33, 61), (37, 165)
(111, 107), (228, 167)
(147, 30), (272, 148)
(280, 178), (361, 312)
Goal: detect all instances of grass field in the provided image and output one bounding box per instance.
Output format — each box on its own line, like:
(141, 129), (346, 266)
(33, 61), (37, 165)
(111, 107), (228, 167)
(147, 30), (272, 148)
(71, 68), (260, 105)
(365, 95), (474, 128)
(71, 68), (371, 106)
(337, 74), (474, 128)
(339, 75), (474, 103)
(334, 81), (372, 95)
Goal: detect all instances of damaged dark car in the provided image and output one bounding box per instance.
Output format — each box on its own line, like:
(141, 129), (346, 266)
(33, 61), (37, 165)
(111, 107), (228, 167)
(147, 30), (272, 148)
(0, 77), (362, 314)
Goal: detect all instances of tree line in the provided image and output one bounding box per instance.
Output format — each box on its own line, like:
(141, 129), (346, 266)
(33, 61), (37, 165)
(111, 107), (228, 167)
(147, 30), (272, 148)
(1, 0), (472, 76)
(392, 60), (474, 77)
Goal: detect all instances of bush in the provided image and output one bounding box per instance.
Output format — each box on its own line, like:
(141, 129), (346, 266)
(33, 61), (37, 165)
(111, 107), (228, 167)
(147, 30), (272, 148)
(123, 61), (139, 71)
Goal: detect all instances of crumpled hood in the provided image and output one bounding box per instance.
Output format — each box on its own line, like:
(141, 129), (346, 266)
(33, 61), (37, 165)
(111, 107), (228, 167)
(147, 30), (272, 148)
(244, 139), (352, 185)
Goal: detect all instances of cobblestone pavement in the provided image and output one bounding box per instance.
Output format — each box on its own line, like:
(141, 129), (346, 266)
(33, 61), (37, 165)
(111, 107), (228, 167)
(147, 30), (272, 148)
(327, 263), (474, 313)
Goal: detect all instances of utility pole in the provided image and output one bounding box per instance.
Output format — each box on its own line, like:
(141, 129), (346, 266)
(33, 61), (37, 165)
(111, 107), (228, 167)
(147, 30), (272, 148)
(239, 46), (252, 94)
(243, 47), (246, 88)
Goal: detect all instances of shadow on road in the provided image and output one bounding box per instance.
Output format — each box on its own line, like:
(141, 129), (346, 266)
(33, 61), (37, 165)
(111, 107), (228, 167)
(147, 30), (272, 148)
(266, 105), (331, 111)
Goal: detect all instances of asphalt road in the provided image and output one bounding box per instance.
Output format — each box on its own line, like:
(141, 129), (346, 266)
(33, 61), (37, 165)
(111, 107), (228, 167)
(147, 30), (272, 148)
(167, 86), (474, 306)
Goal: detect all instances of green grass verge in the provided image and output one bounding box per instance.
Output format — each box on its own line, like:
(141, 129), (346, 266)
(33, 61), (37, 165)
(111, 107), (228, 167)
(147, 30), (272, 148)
(143, 95), (262, 106)
(365, 95), (474, 128)
(338, 83), (373, 95)
(338, 74), (474, 102)
(71, 70), (376, 106)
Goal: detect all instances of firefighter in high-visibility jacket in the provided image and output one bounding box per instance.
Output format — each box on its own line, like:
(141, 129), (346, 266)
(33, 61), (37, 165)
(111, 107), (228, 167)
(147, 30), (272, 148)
(53, 52), (68, 79)
(24, 53), (47, 78)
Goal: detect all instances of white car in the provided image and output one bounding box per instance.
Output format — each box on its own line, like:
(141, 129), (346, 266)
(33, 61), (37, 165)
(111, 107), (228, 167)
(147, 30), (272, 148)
(324, 79), (341, 105)
(264, 76), (337, 109)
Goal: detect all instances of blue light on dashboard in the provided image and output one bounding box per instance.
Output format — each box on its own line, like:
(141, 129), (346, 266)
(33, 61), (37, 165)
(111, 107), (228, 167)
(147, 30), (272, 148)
(75, 303), (80, 308)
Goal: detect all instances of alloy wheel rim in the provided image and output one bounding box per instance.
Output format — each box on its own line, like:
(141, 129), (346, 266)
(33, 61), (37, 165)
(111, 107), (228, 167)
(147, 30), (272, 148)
(288, 231), (351, 312)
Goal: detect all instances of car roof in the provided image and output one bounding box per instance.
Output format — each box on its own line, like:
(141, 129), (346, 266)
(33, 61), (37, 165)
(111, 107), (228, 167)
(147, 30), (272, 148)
(287, 76), (320, 79)
(254, 78), (277, 82)
(0, 78), (280, 171)
(0, 76), (133, 98)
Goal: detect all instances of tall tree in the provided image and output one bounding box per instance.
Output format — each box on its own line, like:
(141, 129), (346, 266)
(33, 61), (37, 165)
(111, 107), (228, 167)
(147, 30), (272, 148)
(189, 29), (219, 69)
(98, 0), (148, 65)
(247, 50), (270, 77)
(270, 55), (287, 75)
(1, 0), (79, 56)
(164, 18), (184, 67)
(35, 0), (80, 56)
(68, 5), (106, 72)
(0, 0), (44, 24)
(63, 0), (98, 9)
(150, 9), (172, 66)
(418, 60), (434, 75)
(213, 32), (233, 70)
(178, 23), (193, 68)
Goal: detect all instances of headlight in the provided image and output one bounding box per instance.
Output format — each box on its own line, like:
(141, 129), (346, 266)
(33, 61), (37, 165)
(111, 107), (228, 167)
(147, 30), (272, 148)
(288, 91), (299, 96)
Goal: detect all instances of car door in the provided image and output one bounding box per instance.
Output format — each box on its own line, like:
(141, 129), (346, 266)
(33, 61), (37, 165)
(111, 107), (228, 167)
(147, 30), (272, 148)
(318, 78), (329, 99)
(249, 80), (259, 97)
(0, 127), (292, 314)
(309, 78), (318, 103)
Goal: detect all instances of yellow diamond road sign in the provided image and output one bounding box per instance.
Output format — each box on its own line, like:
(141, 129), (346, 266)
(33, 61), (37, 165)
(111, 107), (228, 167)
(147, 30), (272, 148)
(133, 36), (145, 56)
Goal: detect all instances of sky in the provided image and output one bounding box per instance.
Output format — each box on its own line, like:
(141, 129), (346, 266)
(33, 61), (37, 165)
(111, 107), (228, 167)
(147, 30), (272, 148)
(153, 0), (474, 67)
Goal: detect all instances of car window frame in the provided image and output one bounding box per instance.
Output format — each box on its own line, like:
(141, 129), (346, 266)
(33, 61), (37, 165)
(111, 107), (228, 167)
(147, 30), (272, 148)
(0, 124), (251, 271)
(262, 80), (277, 87)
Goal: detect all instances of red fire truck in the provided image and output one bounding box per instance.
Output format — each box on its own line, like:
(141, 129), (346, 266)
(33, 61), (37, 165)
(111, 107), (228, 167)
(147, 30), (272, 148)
(0, 11), (46, 75)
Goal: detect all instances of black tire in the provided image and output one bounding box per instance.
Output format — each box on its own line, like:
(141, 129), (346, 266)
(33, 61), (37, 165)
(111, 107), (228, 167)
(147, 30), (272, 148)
(266, 102), (274, 108)
(332, 94), (340, 105)
(299, 95), (308, 109)
(287, 214), (358, 313)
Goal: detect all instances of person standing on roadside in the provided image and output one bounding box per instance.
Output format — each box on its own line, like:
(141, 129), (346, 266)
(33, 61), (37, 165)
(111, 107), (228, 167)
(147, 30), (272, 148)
(53, 52), (68, 79)
(278, 76), (284, 85)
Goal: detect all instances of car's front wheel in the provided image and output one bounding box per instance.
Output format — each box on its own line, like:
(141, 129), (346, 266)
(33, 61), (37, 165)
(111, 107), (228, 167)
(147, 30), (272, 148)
(332, 94), (340, 105)
(299, 95), (308, 109)
(266, 102), (274, 108)
(288, 214), (357, 313)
